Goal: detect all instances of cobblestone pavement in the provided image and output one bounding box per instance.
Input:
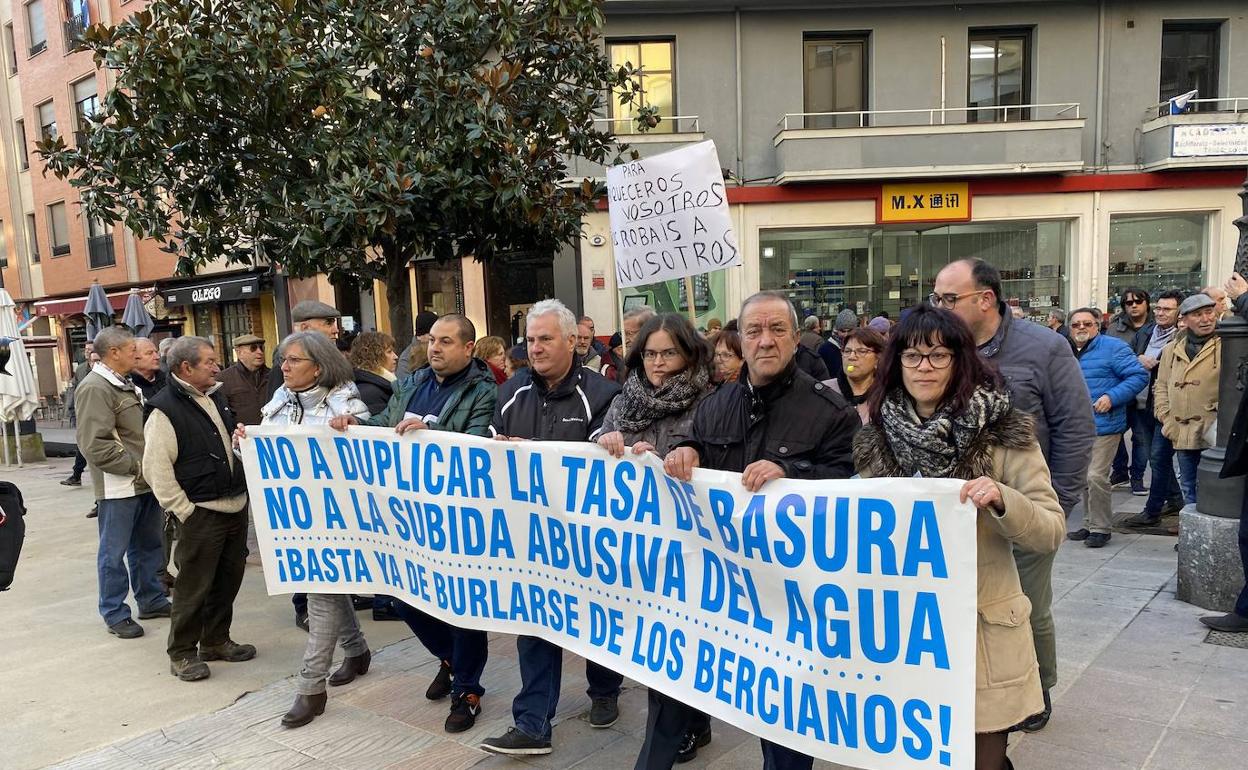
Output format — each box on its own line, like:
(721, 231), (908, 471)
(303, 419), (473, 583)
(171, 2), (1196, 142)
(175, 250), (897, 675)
(4, 456), (1247, 769)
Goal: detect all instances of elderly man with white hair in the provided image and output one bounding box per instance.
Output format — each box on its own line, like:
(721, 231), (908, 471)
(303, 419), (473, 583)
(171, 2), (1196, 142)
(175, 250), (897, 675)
(480, 299), (623, 757)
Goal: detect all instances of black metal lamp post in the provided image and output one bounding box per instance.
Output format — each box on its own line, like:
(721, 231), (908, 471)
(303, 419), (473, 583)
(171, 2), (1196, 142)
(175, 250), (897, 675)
(1184, 169), (1248, 609)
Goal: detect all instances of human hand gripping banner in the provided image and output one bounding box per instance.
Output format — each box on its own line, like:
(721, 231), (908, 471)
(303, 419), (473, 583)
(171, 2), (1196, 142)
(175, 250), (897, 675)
(240, 425), (977, 770)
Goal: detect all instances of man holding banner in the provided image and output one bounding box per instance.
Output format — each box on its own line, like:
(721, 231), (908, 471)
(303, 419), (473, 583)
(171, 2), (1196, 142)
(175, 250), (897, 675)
(331, 314), (498, 733)
(480, 299), (623, 756)
(660, 291), (861, 770)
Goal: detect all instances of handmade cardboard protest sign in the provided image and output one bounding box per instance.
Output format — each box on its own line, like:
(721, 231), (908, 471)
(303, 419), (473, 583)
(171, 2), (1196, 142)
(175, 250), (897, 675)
(241, 425), (976, 770)
(607, 140), (739, 288)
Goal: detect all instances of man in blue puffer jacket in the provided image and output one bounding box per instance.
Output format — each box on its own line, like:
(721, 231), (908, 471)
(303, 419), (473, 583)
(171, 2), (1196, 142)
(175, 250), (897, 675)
(1067, 307), (1149, 548)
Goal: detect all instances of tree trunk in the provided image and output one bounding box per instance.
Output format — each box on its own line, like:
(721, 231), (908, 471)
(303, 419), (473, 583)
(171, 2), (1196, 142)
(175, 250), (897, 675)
(384, 244), (414, 351)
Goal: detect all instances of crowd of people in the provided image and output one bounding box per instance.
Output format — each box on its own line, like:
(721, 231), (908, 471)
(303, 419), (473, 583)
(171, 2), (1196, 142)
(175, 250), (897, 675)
(61, 258), (1248, 770)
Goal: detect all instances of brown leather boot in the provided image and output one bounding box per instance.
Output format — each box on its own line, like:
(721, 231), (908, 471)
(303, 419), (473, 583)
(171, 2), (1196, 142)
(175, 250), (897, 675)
(281, 692), (327, 728)
(328, 649), (371, 686)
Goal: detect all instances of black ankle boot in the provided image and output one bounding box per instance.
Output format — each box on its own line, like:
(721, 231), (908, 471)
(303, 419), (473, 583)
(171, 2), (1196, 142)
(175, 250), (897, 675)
(328, 649), (371, 686)
(281, 692), (327, 728)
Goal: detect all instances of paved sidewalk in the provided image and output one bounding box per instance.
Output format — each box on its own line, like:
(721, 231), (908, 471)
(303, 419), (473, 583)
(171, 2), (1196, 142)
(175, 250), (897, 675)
(5, 457), (1247, 769)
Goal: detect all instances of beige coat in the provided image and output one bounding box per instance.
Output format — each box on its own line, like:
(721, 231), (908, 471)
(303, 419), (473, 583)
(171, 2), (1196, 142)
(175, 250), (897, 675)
(853, 409), (1065, 733)
(1154, 334), (1221, 450)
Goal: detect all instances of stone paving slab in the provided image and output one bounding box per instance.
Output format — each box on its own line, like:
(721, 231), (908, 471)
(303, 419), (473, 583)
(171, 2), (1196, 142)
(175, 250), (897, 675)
(13, 459), (1248, 770)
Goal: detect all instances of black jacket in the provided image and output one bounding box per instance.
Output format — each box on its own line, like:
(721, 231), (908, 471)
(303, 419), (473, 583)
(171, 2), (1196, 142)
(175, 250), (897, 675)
(1221, 295), (1248, 478)
(491, 360), (620, 441)
(133, 369), (167, 409)
(353, 369), (394, 417)
(682, 361), (859, 479)
(795, 344), (830, 381)
(147, 383), (247, 504)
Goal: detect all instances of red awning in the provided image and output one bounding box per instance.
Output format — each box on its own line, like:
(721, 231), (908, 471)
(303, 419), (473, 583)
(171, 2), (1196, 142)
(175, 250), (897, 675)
(33, 288), (154, 317)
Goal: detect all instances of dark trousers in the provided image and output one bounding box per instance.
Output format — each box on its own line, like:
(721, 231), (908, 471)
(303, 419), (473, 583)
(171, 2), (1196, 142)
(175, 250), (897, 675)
(760, 739), (814, 770)
(636, 689), (711, 769)
(159, 512), (176, 589)
(167, 507), (247, 659)
(512, 635), (623, 741)
(1236, 491), (1248, 619)
(1143, 414), (1183, 516)
(1112, 403), (1149, 483)
(293, 593), (307, 615)
(72, 450), (87, 478)
(393, 599), (488, 697)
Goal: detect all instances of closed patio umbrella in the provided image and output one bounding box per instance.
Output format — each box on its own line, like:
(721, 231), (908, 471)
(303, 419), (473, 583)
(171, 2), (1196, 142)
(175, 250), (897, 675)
(84, 282), (113, 342)
(120, 289), (154, 338)
(0, 289), (39, 466)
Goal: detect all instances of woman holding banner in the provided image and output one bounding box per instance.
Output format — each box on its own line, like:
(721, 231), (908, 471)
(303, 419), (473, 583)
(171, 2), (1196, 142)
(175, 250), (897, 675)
(238, 331), (374, 729)
(596, 313), (716, 766)
(852, 305), (1064, 770)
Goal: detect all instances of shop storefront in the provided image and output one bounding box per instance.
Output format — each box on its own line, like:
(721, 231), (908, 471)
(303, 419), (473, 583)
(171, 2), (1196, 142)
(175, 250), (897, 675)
(160, 271), (274, 365)
(759, 220), (1072, 323)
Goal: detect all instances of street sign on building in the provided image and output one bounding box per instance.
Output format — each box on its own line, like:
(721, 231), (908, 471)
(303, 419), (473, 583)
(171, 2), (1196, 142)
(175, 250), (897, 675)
(1172, 124), (1248, 157)
(877, 182), (972, 224)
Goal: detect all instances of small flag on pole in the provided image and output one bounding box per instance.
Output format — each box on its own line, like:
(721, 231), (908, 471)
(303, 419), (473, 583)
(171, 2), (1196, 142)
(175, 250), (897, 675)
(1169, 89), (1199, 115)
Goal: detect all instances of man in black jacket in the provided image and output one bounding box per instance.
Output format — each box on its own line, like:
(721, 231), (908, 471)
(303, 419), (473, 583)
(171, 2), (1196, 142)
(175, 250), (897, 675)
(660, 291), (859, 770)
(480, 299), (622, 757)
(143, 337), (254, 681)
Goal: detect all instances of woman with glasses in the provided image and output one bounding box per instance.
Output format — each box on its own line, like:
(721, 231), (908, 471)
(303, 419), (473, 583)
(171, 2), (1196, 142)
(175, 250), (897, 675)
(853, 305), (1064, 770)
(710, 327), (743, 385)
(595, 313), (717, 766)
(828, 327), (885, 424)
(238, 331), (373, 729)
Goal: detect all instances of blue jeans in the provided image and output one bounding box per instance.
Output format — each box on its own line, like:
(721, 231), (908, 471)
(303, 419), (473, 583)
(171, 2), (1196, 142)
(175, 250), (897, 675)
(1176, 449), (1203, 506)
(394, 599), (488, 697)
(1236, 491), (1248, 618)
(1129, 404), (1154, 484)
(512, 635), (623, 741)
(1143, 417), (1183, 516)
(96, 493), (168, 626)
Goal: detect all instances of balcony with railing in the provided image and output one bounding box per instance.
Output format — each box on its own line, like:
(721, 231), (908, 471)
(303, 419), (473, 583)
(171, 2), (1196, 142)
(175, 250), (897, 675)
(63, 14), (87, 51)
(1139, 98), (1248, 171)
(772, 103), (1085, 183)
(88, 234), (114, 268)
(564, 115), (705, 180)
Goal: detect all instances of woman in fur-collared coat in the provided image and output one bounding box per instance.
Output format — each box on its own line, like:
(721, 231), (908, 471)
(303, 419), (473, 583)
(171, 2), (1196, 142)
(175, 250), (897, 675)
(852, 305), (1065, 770)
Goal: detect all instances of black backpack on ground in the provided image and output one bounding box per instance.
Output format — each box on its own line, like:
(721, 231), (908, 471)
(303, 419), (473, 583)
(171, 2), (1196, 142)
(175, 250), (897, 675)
(0, 480), (26, 591)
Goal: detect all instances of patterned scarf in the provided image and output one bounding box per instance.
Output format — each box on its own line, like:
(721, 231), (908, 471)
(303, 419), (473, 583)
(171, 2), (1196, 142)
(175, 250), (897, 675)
(880, 385), (1012, 478)
(613, 366), (708, 434)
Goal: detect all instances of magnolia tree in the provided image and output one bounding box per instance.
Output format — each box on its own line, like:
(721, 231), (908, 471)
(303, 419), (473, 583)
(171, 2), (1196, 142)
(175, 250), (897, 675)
(40, 0), (650, 347)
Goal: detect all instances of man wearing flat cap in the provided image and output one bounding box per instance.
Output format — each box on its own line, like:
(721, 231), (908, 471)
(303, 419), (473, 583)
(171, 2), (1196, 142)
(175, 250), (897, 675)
(264, 301), (342, 401)
(1155, 292), (1221, 511)
(217, 334), (270, 427)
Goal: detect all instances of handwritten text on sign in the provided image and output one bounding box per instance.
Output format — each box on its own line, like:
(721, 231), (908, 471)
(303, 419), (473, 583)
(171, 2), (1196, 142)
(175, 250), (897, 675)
(240, 426), (976, 770)
(607, 140), (740, 288)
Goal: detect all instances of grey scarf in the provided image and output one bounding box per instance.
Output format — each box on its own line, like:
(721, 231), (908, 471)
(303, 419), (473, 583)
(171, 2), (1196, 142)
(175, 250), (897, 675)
(880, 386), (1013, 478)
(613, 366), (708, 434)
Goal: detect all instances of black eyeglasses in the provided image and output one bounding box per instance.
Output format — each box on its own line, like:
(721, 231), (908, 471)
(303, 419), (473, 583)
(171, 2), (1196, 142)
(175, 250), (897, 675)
(1123, 298), (1146, 307)
(900, 350), (953, 369)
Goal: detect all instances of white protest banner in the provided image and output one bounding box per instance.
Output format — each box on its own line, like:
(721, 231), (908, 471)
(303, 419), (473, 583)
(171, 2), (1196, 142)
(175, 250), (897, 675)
(607, 140), (740, 288)
(241, 425), (976, 770)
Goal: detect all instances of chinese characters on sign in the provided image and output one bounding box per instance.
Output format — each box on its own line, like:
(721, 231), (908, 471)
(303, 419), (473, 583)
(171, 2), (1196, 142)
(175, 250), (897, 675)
(877, 183), (972, 225)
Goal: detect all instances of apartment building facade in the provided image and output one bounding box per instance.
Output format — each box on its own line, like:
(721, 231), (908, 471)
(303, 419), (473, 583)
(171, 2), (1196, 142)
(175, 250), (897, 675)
(576, 0), (1248, 330)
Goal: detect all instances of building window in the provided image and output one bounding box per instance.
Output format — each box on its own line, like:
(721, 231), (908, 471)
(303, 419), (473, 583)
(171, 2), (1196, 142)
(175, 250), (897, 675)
(72, 75), (96, 146)
(37, 100), (56, 142)
(608, 39), (675, 135)
(759, 220), (1070, 322)
(220, 301), (251, 365)
(25, 213), (38, 263)
(15, 119), (28, 169)
(86, 217), (113, 268)
(4, 24), (17, 75)
(968, 28), (1031, 122)
(802, 34), (868, 129)
(1108, 213), (1207, 302)
(1160, 22), (1220, 112)
(47, 201), (69, 256)
(25, 0), (46, 56)
(63, 0), (89, 51)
